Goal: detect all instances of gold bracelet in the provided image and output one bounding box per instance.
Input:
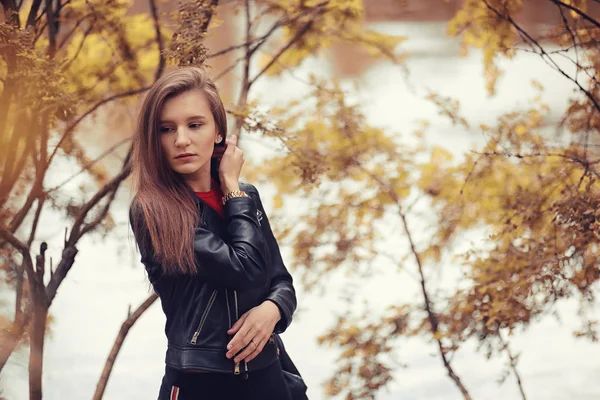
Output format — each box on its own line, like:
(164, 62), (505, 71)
(222, 190), (249, 205)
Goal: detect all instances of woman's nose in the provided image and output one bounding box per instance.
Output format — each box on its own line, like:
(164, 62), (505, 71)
(174, 129), (191, 147)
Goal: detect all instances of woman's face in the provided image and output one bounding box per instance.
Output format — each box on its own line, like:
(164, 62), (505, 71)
(158, 89), (219, 179)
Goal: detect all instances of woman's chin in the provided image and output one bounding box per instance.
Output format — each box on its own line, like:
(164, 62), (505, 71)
(172, 165), (203, 177)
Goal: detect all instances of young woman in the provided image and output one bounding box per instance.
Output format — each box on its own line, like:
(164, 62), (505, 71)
(129, 66), (299, 400)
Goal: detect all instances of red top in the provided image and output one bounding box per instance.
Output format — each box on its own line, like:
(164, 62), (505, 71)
(195, 183), (224, 219)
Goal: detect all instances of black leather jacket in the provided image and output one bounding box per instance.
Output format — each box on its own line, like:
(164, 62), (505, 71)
(129, 183), (297, 375)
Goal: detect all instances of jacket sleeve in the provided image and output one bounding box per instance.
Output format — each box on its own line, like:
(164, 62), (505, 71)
(248, 185), (297, 334)
(193, 195), (270, 289)
(129, 205), (167, 293)
(129, 197), (270, 291)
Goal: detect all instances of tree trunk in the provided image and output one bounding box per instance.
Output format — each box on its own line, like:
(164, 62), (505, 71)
(28, 296), (47, 400)
(29, 244), (48, 400)
(93, 293), (158, 400)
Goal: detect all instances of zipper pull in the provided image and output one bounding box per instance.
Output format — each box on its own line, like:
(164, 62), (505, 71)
(191, 331), (199, 344)
(234, 362), (240, 375)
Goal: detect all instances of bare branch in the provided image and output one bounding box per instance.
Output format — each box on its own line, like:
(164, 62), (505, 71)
(47, 135), (132, 193)
(482, 0), (600, 114)
(475, 150), (600, 179)
(7, 112), (50, 233)
(92, 293), (158, 400)
(56, 13), (92, 50)
(68, 148), (132, 244)
(396, 201), (472, 400)
(45, 0), (57, 58)
(548, 0), (600, 29)
(353, 162), (472, 399)
(213, 55), (245, 82)
(26, 0), (43, 28)
(149, 0), (165, 80)
(0, 111), (32, 207)
(498, 333), (527, 400)
(45, 149), (132, 301)
(249, 20), (313, 87)
(27, 197), (45, 248)
(231, 0), (253, 137)
(557, 5), (580, 82)
(247, 0), (330, 59)
(60, 24), (94, 71)
(48, 87), (150, 166)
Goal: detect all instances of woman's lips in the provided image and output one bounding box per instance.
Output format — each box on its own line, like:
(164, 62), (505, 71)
(175, 154), (196, 161)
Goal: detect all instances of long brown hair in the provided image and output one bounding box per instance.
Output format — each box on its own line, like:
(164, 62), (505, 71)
(131, 66), (227, 275)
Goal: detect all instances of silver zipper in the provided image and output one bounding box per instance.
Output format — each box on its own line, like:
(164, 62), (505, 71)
(191, 289), (218, 344)
(234, 290), (239, 319)
(233, 289), (240, 375)
(233, 291), (249, 373)
(225, 289), (232, 328)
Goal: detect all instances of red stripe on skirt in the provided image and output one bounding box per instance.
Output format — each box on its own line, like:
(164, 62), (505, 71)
(170, 386), (179, 400)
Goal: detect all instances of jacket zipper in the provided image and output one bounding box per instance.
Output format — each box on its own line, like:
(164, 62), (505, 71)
(191, 289), (218, 344)
(233, 289), (241, 375)
(225, 289), (232, 328)
(233, 290), (250, 373)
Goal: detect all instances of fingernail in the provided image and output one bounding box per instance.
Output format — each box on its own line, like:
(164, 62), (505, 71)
(227, 344), (232, 350)
(234, 358), (239, 363)
(226, 353), (231, 359)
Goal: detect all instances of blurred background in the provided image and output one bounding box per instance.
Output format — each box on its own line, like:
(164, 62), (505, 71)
(1, 0), (599, 399)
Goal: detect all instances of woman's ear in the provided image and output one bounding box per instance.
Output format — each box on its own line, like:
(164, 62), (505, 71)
(212, 133), (225, 159)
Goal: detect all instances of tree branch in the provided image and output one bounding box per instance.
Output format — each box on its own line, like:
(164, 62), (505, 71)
(27, 197), (46, 248)
(7, 112), (50, 233)
(149, 0), (165, 81)
(47, 136), (132, 194)
(547, 0), (600, 29)
(0, 228), (39, 375)
(396, 205), (472, 400)
(354, 163), (472, 400)
(26, 0), (43, 28)
(45, 148), (132, 302)
(45, 0), (57, 58)
(48, 87), (150, 166)
(92, 293), (158, 400)
(249, 19), (313, 87)
(0, 110), (30, 207)
(482, 0), (600, 114)
(247, 0), (329, 59)
(68, 148), (131, 243)
(60, 23), (94, 71)
(231, 0), (253, 138)
(498, 332), (527, 400)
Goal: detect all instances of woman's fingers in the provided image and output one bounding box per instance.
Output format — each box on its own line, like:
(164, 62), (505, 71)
(224, 134), (237, 155)
(226, 324), (254, 359)
(227, 311), (248, 335)
(243, 337), (268, 363)
(234, 336), (266, 364)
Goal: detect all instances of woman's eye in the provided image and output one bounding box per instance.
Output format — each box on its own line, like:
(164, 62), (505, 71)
(189, 123), (203, 129)
(159, 126), (173, 133)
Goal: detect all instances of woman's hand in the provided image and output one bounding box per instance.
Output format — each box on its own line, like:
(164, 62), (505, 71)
(218, 134), (243, 193)
(225, 300), (281, 363)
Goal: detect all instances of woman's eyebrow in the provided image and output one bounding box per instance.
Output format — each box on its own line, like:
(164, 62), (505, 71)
(159, 115), (207, 124)
(187, 115), (208, 121)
